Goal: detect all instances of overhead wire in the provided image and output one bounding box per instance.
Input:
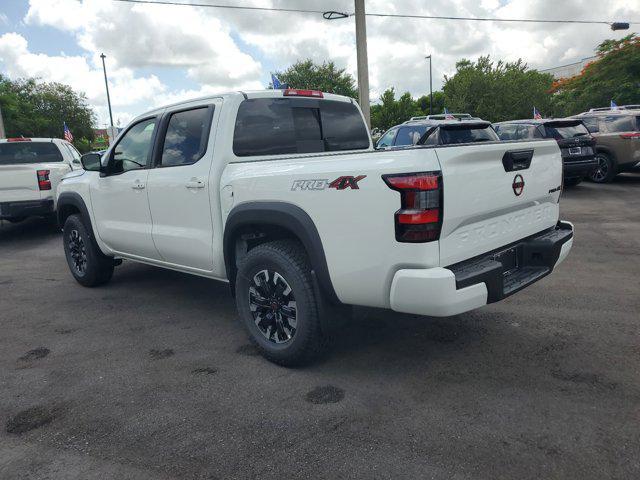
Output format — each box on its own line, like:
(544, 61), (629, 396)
(112, 0), (637, 27)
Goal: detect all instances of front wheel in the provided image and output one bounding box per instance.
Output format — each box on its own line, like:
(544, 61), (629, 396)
(63, 214), (114, 287)
(235, 240), (325, 366)
(589, 152), (617, 183)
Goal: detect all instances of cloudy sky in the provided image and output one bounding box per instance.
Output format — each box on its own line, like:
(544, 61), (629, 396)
(0, 0), (638, 127)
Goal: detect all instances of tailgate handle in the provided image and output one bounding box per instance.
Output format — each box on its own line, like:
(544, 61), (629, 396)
(502, 149), (533, 172)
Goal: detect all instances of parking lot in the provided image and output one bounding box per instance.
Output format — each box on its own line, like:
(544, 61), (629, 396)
(1, 175), (639, 479)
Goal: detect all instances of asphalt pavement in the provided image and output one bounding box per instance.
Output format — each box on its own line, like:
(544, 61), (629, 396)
(1, 175), (639, 479)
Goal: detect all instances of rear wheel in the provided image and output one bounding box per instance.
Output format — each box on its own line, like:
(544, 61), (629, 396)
(63, 214), (114, 287)
(589, 152), (617, 183)
(235, 240), (325, 366)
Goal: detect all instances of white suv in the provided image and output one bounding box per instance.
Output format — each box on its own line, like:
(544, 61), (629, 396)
(57, 89), (573, 365)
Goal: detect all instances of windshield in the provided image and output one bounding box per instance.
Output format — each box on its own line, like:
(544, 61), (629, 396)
(545, 123), (589, 139)
(0, 142), (63, 165)
(438, 125), (499, 144)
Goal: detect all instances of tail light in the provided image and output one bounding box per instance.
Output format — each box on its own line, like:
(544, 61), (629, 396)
(619, 132), (640, 139)
(37, 170), (51, 190)
(383, 171), (442, 242)
(283, 89), (323, 98)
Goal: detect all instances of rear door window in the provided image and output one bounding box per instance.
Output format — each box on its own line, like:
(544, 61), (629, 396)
(394, 125), (428, 146)
(517, 125), (543, 139)
(438, 126), (499, 144)
(601, 115), (637, 133)
(0, 141), (64, 165)
(495, 124), (520, 140)
(160, 107), (212, 166)
(233, 98), (369, 157)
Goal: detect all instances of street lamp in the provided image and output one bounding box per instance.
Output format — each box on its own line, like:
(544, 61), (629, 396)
(425, 55), (433, 115)
(100, 53), (114, 129)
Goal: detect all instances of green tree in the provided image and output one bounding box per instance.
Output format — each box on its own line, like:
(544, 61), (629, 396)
(551, 34), (640, 116)
(415, 91), (445, 116)
(272, 59), (358, 98)
(0, 75), (95, 142)
(370, 88), (421, 131)
(442, 56), (554, 122)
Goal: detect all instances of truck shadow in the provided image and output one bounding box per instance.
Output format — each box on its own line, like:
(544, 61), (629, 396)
(0, 217), (60, 246)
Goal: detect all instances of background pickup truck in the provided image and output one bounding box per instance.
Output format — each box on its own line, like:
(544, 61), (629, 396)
(56, 89), (574, 366)
(0, 137), (82, 223)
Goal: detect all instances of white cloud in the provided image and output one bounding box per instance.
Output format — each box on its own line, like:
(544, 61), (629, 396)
(0, 32), (165, 125)
(25, 0), (262, 85)
(4, 0), (639, 124)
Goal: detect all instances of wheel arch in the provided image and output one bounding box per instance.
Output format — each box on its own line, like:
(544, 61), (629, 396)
(594, 145), (617, 163)
(223, 201), (340, 304)
(57, 191), (91, 228)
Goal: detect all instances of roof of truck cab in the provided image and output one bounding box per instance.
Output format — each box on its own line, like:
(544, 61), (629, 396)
(139, 89), (355, 118)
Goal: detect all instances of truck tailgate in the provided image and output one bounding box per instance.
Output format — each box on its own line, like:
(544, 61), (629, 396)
(435, 140), (562, 266)
(0, 165), (41, 202)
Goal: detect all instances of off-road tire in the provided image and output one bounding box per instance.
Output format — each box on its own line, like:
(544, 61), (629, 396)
(63, 214), (114, 287)
(235, 239), (325, 366)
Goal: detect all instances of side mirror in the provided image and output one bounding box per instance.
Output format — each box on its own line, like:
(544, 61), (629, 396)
(80, 153), (103, 172)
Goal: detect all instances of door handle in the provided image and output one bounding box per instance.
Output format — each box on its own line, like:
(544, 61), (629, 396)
(131, 181), (146, 190)
(186, 179), (205, 189)
(502, 149), (533, 172)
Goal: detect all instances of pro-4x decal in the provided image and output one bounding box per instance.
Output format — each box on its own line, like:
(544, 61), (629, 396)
(291, 175), (366, 191)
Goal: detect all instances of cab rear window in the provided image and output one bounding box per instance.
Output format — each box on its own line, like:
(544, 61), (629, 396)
(0, 142), (63, 165)
(233, 98), (369, 157)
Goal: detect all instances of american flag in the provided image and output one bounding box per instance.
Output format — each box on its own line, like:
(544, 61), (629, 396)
(443, 107), (455, 120)
(533, 107), (542, 120)
(63, 122), (74, 143)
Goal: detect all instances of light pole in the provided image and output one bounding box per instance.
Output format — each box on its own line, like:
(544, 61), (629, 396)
(354, 0), (370, 129)
(425, 55), (433, 115)
(100, 53), (114, 128)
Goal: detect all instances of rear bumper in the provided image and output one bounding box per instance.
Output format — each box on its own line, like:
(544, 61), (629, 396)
(563, 158), (598, 178)
(0, 199), (54, 219)
(390, 221), (574, 317)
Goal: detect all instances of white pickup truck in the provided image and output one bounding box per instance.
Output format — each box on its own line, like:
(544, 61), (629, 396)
(0, 137), (82, 224)
(56, 89), (573, 365)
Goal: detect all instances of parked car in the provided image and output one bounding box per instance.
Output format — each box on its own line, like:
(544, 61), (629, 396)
(57, 89), (573, 366)
(0, 137), (82, 224)
(376, 119), (499, 149)
(572, 110), (640, 182)
(494, 119), (597, 186)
